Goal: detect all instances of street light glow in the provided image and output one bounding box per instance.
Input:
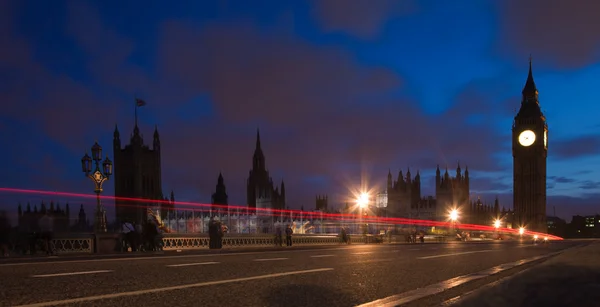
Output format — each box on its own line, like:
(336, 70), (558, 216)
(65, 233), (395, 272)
(449, 209), (459, 221)
(533, 235), (538, 240)
(494, 219), (501, 229)
(357, 192), (369, 208)
(519, 227), (525, 235)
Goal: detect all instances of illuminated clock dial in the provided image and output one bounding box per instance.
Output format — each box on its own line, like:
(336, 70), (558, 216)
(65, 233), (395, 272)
(518, 130), (536, 147)
(544, 130), (547, 147)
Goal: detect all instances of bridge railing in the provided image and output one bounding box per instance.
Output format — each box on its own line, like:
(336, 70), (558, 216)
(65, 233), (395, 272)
(160, 233), (365, 251)
(51, 233), (94, 254)
(47, 233), (458, 254)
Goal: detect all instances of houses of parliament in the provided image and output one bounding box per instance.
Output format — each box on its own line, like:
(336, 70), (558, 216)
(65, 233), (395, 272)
(375, 164), (502, 226)
(16, 61), (547, 234)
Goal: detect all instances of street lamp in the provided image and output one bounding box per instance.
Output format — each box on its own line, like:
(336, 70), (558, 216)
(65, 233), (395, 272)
(518, 227), (525, 240)
(81, 141), (113, 233)
(357, 193), (369, 209)
(449, 209), (459, 233)
(494, 219), (501, 229)
(356, 192), (369, 235)
(494, 219), (501, 240)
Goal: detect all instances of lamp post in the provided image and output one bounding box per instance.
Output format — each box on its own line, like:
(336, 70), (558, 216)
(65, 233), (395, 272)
(357, 193), (369, 235)
(81, 141), (113, 233)
(518, 227), (525, 241)
(449, 209), (459, 233)
(494, 219), (501, 239)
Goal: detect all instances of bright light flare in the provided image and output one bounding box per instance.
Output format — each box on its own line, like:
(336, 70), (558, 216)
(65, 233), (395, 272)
(449, 209), (459, 221)
(519, 227), (525, 235)
(494, 219), (501, 228)
(357, 192), (369, 208)
(533, 235), (538, 240)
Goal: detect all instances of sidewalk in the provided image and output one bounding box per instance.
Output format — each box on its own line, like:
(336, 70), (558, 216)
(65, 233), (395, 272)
(0, 239), (500, 264)
(448, 240), (600, 306)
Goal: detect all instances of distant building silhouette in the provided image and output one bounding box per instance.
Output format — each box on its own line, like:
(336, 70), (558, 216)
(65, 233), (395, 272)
(113, 124), (173, 225)
(211, 172), (228, 211)
(567, 215), (599, 238)
(75, 204), (91, 232)
(547, 215), (567, 237)
(386, 168), (421, 217)
(17, 201), (71, 233)
(512, 59), (548, 233)
(246, 130), (286, 210)
(315, 195), (328, 211)
(162, 191), (176, 217)
(380, 165), (500, 226)
(435, 164), (469, 219)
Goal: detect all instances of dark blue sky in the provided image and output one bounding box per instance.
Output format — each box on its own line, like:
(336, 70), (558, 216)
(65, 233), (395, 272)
(1, 0), (600, 223)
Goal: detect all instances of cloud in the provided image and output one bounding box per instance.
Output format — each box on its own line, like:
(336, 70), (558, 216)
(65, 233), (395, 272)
(496, 0), (600, 68)
(150, 19), (519, 208)
(469, 176), (511, 193)
(310, 0), (418, 38)
(551, 135), (600, 160)
(549, 176), (576, 184)
(579, 180), (600, 191)
(0, 1), (126, 153)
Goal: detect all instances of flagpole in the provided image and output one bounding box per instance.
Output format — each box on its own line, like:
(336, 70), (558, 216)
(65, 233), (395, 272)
(134, 95), (138, 127)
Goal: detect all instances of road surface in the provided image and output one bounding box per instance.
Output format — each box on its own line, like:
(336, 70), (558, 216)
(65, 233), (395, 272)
(0, 240), (585, 307)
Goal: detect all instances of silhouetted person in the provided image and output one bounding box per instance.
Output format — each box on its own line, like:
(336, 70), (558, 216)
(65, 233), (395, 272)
(340, 227), (349, 244)
(122, 221), (136, 252)
(143, 221), (158, 251)
(216, 220), (224, 249)
(38, 213), (54, 255)
(275, 227), (283, 246)
(285, 225), (293, 246)
(209, 217), (223, 249)
(0, 211), (9, 257)
(121, 222), (135, 251)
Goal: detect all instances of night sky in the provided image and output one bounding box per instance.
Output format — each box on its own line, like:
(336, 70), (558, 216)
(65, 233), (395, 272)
(1, 0), (599, 223)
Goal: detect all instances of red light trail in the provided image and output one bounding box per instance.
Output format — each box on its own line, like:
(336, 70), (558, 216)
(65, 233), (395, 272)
(0, 187), (563, 240)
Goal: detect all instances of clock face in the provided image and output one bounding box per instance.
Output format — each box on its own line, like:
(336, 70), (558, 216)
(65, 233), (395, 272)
(544, 130), (547, 147)
(518, 130), (536, 147)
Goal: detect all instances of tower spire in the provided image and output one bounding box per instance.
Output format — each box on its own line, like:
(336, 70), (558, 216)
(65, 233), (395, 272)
(522, 55), (538, 97)
(256, 128), (261, 149)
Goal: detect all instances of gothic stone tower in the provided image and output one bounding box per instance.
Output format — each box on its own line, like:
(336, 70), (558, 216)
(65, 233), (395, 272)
(315, 195), (328, 212)
(512, 60), (548, 233)
(386, 168), (421, 217)
(435, 164), (469, 220)
(113, 124), (163, 226)
(211, 172), (229, 211)
(246, 130), (286, 210)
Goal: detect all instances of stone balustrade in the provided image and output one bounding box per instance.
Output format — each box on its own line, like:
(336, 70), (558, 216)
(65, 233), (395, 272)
(51, 233), (95, 254)
(49, 233), (452, 254)
(160, 233), (365, 251)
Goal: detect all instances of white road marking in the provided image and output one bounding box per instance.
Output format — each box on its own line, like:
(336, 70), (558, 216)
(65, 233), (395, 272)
(253, 258), (288, 262)
(356, 253), (560, 307)
(353, 252), (373, 255)
(418, 250), (494, 259)
(32, 270), (112, 278)
(166, 262), (220, 267)
(15, 268), (335, 307)
(0, 246), (358, 267)
(311, 254), (334, 258)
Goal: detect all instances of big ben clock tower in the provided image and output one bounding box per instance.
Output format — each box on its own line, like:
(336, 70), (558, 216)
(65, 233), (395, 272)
(512, 59), (548, 234)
